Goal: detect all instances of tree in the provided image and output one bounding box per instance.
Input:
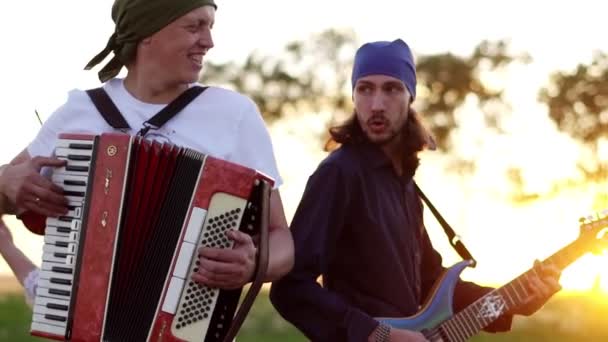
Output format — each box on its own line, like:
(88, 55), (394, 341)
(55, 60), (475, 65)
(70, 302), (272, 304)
(539, 52), (608, 182)
(202, 30), (525, 153)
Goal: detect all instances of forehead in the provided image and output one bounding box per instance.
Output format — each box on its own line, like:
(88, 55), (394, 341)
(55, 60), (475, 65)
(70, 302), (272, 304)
(178, 5), (216, 23)
(355, 74), (404, 86)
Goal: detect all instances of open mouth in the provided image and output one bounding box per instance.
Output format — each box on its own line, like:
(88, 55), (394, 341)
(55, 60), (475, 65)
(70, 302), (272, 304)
(368, 117), (388, 133)
(188, 53), (204, 67)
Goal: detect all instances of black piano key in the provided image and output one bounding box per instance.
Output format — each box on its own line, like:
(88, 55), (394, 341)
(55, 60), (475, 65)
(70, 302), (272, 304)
(49, 289), (70, 297)
(58, 216), (72, 222)
(64, 179), (86, 186)
(45, 314), (67, 322)
(50, 278), (72, 286)
(68, 143), (93, 150)
(67, 154), (91, 161)
(57, 227), (71, 233)
(55, 241), (69, 248)
(54, 253), (68, 258)
(47, 303), (69, 311)
(65, 165), (89, 172)
(64, 190), (85, 197)
(51, 266), (73, 274)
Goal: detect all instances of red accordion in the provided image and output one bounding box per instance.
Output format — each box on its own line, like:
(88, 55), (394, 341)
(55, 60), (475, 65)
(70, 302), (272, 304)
(22, 133), (272, 342)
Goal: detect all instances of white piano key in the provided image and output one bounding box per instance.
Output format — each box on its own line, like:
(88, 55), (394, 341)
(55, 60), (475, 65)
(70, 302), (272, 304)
(32, 313), (68, 328)
(60, 184), (87, 194)
(34, 296), (70, 312)
(42, 252), (74, 266)
(31, 321), (67, 336)
(44, 227), (73, 239)
(162, 276), (185, 315)
(45, 217), (72, 229)
(34, 304), (70, 319)
(42, 244), (76, 256)
(39, 270), (74, 283)
(41, 262), (74, 275)
(54, 147), (93, 158)
(44, 235), (70, 247)
(53, 166), (90, 177)
(52, 173), (89, 185)
(55, 138), (95, 150)
(38, 279), (72, 293)
(37, 287), (71, 300)
(174, 242), (196, 279)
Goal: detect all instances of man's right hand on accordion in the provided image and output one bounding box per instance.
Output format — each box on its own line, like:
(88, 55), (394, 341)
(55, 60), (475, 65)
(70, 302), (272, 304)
(192, 229), (257, 289)
(0, 153), (69, 218)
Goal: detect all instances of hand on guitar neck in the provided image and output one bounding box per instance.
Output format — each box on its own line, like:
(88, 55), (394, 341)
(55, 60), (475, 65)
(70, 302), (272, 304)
(507, 260), (562, 317)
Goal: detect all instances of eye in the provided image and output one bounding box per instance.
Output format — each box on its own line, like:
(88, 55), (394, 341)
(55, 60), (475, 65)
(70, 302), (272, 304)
(356, 85), (372, 94)
(185, 24), (199, 33)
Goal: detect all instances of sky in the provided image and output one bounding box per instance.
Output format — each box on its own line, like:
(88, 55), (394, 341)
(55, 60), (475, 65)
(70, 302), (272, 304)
(1, 0), (608, 292)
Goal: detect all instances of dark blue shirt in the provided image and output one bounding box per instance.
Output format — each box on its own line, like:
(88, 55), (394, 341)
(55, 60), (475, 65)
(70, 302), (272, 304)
(270, 143), (511, 341)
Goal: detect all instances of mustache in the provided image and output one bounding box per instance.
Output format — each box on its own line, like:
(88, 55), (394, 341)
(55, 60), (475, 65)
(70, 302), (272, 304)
(367, 115), (388, 124)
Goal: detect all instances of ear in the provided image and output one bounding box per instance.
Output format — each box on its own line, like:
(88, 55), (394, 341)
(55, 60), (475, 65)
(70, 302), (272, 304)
(140, 37), (152, 45)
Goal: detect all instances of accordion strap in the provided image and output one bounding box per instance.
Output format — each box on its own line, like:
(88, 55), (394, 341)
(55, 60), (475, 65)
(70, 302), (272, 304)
(223, 181), (271, 342)
(413, 182), (477, 267)
(86, 85), (208, 136)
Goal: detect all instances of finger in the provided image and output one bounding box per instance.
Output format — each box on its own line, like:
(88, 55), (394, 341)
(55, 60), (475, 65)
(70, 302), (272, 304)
(199, 246), (251, 264)
(226, 230), (253, 245)
(30, 176), (69, 198)
(29, 183), (69, 209)
(31, 156), (66, 171)
(23, 199), (67, 217)
(198, 257), (241, 276)
(191, 272), (238, 289)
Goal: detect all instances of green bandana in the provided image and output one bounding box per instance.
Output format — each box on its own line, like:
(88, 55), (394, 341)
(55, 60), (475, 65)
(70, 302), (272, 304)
(85, 0), (217, 82)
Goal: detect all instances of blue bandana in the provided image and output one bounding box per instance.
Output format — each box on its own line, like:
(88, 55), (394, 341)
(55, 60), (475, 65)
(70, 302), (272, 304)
(351, 39), (417, 100)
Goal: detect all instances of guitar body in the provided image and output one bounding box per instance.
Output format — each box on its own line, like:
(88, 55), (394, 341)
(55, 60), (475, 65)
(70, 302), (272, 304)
(376, 260), (473, 331)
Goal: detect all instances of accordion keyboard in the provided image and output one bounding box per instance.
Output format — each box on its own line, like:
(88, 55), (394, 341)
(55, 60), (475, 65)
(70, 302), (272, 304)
(31, 138), (95, 338)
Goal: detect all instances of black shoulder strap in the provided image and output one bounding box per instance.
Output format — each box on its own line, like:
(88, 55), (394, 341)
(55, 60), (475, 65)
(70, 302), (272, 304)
(139, 86), (208, 136)
(86, 87), (131, 130)
(85, 86), (209, 135)
(414, 181), (477, 267)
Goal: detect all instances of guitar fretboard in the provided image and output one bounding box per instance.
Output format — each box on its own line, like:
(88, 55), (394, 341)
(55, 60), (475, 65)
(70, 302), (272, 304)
(431, 236), (593, 342)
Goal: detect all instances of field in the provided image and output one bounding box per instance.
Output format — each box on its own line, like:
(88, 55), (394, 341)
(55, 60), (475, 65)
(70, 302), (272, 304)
(1, 288), (607, 342)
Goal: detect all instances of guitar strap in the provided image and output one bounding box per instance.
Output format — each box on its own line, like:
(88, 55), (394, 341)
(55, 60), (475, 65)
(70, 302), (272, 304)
(414, 181), (477, 267)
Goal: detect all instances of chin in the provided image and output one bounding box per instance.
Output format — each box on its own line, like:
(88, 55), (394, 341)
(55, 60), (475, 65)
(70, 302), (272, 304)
(366, 132), (396, 146)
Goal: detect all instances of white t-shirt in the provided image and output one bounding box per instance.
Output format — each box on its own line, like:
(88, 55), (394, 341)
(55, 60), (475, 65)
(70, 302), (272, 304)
(28, 78), (282, 187)
(23, 78), (282, 304)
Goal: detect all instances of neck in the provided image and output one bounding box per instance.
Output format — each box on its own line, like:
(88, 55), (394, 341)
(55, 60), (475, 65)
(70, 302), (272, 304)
(124, 68), (189, 104)
(381, 134), (405, 176)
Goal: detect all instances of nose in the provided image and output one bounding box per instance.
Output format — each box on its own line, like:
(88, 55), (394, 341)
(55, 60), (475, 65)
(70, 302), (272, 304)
(371, 92), (386, 112)
(199, 28), (214, 50)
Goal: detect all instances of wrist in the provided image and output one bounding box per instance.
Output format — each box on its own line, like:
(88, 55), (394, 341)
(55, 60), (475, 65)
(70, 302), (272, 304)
(369, 323), (391, 342)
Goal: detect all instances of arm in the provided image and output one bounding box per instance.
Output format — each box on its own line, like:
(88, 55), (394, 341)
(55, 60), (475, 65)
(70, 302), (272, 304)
(269, 163), (379, 341)
(264, 189), (294, 281)
(0, 217), (39, 305)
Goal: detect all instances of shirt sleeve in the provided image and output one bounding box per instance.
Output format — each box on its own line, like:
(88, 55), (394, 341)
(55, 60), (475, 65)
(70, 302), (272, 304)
(230, 98), (283, 188)
(269, 163), (379, 342)
(23, 267), (40, 307)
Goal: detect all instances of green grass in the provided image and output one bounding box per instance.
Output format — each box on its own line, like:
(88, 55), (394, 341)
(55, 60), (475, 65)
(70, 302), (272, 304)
(2, 291), (607, 341)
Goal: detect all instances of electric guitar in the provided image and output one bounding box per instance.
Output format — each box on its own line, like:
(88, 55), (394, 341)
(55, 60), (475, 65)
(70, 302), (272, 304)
(376, 210), (608, 342)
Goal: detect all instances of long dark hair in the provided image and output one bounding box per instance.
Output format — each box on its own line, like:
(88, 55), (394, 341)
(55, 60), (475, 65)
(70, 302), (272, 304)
(325, 107), (436, 178)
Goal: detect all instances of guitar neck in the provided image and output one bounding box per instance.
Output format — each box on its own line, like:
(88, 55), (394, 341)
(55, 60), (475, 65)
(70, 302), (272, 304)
(436, 236), (591, 342)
